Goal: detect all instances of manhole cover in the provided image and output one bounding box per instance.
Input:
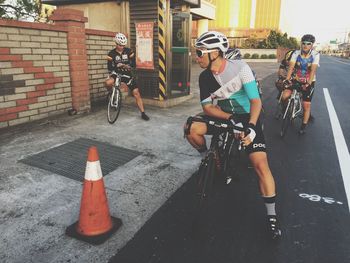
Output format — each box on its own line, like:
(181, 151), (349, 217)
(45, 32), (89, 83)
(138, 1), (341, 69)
(19, 138), (141, 182)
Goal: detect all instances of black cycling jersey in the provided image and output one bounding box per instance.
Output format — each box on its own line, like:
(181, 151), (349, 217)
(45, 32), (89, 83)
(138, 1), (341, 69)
(107, 47), (135, 73)
(279, 59), (289, 71)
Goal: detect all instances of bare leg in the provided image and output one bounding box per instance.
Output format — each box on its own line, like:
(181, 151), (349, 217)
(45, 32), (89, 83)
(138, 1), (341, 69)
(132, 88), (145, 113)
(105, 78), (115, 89)
(249, 151), (281, 239)
(185, 122), (207, 150)
(249, 152), (276, 196)
(281, 89), (292, 104)
(302, 101), (311, 124)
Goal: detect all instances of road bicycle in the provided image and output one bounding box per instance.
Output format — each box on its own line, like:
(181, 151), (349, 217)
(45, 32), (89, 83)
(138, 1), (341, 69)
(279, 81), (303, 138)
(107, 72), (126, 124)
(189, 116), (246, 234)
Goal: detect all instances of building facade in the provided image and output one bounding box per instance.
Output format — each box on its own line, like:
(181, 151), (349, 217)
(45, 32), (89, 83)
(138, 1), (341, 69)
(254, 0), (281, 29)
(192, 0), (282, 46)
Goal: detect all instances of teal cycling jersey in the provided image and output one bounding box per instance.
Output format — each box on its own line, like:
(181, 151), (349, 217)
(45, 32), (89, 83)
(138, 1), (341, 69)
(199, 59), (260, 114)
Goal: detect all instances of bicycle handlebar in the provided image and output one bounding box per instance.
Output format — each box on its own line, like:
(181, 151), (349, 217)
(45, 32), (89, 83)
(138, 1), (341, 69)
(283, 77), (308, 89)
(110, 71), (131, 79)
(191, 116), (245, 132)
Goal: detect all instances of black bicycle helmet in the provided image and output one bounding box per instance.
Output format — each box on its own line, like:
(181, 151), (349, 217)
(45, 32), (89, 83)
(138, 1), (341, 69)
(301, 34), (315, 43)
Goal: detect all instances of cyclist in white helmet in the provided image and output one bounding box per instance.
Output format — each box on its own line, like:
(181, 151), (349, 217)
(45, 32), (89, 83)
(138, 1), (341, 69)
(106, 32), (150, 121)
(184, 31), (281, 239)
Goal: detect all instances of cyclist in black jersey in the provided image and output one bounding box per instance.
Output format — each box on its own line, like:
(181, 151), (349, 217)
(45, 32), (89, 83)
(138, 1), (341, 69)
(105, 33), (149, 121)
(275, 49), (295, 98)
(184, 31), (281, 239)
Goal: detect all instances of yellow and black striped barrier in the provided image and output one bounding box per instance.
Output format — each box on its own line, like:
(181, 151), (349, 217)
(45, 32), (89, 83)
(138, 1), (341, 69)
(158, 0), (166, 100)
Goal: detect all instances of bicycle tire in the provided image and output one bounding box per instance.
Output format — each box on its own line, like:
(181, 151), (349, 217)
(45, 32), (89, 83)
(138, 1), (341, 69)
(107, 88), (122, 124)
(274, 101), (283, 120)
(280, 99), (294, 137)
(260, 106), (265, 131)
(224, 139), (241, 182)
(192, 153), (216, 235)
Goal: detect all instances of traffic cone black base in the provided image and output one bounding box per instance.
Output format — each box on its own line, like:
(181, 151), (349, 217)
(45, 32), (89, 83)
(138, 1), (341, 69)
(66, 216), (122, 245)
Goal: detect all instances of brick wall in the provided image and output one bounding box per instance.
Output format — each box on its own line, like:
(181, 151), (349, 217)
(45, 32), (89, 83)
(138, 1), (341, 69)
(0, 20), (72, 129)
(277, 47), (290, 63)
(85, 29), (115, 103)
(0, 10), (128, 129)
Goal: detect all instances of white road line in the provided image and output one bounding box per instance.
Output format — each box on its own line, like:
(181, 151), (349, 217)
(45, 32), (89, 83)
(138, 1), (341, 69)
(323, 88), (350, 212)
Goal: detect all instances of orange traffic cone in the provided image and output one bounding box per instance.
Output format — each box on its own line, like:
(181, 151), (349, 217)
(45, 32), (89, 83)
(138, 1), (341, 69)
(66, 146), (122, 245)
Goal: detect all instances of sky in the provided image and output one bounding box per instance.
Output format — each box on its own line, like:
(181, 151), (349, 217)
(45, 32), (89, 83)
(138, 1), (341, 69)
(280, 0), (350, 44)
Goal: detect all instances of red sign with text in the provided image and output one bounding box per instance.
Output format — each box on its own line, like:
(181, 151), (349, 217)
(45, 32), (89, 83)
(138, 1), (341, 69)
(135, 22), (154, 70)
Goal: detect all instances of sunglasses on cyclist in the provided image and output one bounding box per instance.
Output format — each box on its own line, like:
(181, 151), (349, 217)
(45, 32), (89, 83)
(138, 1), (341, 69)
(196, 49), (216, 58)
(302, 41), (313, 46)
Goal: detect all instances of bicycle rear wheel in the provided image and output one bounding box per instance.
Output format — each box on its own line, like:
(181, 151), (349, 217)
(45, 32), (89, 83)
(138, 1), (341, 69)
(192, 153), (216, 236)
(107, 88), (122, 124)
(280, 100), (294, 137)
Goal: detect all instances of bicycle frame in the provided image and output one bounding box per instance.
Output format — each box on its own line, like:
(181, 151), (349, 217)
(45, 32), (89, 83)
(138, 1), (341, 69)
(280, 81), (304, 137)
(191, 116), (246, 235)
(191, 117), (245, 173)
(107, 73), (124, 124)
(109, 78), (119, 105)
(282, 88), (302, 120)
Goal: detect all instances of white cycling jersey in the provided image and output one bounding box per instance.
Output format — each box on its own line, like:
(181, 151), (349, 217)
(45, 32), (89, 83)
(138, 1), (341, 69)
(290, 49), (320, 82)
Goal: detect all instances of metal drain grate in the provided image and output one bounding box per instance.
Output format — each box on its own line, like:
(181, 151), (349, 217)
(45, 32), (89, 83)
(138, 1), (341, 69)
(19, 138), (141, 182)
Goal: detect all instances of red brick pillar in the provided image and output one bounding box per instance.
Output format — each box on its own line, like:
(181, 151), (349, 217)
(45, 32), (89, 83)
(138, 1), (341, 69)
(50, 8), (90, 113)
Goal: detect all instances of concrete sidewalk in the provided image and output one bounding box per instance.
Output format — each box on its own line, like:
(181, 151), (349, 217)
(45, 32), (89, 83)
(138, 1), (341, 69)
(0, 62), (278, 263)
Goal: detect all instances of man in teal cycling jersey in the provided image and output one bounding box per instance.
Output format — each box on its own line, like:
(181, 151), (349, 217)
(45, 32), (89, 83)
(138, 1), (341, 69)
(184, 31), (281, 239)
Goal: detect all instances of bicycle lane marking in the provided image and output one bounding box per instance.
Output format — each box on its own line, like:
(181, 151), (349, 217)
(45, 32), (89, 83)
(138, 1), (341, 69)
(323, 88), (350, 212)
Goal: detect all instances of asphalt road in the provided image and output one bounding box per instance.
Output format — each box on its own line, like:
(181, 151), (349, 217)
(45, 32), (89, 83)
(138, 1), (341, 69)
(110, 56), (350, 263)
(0, 61), (278, 263)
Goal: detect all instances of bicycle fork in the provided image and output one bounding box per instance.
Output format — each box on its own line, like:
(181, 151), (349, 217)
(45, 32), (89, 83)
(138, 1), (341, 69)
(282, 90), (302, 120)
(110, 88), (120, 108)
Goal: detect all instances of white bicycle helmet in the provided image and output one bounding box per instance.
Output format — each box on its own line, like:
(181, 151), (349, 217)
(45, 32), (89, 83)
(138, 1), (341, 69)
(195, 31), (229, 53)
(114, 32), (127, 46)
(225, 48), (242, 60)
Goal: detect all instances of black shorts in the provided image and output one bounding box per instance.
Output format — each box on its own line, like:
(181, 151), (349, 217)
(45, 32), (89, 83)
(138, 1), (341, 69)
(198, 114), (266, 154)
(110, 72), (137, 90)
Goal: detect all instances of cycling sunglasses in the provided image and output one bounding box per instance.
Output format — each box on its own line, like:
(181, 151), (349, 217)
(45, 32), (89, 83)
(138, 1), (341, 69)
(196, 49), (216, 58)
(302, 41), (313, 46)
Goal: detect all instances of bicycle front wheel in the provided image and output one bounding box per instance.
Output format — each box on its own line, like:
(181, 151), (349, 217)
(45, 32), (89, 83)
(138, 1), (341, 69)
(192, 153), (216, 235)
(280, 100), (294, 138)
(107, 88), (122, 124)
